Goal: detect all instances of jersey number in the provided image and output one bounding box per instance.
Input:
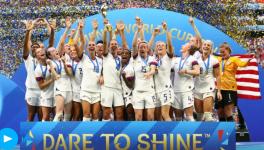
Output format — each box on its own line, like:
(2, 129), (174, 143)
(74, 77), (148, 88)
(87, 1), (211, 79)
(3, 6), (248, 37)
(79, 68), (83, 75)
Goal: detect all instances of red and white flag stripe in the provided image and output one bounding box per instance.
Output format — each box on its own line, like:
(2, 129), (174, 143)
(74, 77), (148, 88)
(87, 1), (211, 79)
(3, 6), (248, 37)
(234, 54), (261, 100)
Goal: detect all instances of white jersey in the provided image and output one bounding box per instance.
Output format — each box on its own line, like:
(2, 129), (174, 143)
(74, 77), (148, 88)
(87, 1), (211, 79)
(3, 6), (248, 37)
(24, 55), (40, 89)
(173, 55), (198, 92)
(81, 54), (103, 92)
(69, 58), (84, 92)
(52, 59), (72, 92)
(154, 54), (173, 92)
(103, 53), (122, 89)
(133, 55), (157, 92)
(121, 61), (134, 97)
(194, 55), (219, 93)
(34, 64), (54, 99)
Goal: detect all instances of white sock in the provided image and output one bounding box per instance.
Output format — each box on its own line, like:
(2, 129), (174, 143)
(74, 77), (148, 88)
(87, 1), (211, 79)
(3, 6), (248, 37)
(110, 113), (114, 120)
(93, 119), (99, 121)
(83, 117), (91, 121)
(102, 119), (111, 121)
(53, 113), (63, 122)
(63, 114), (71, 121)
(196, 113), (204, 121)
(204, 112), (214, 121)
(42, 120), (45, 122)
(185, 115), (195, 121)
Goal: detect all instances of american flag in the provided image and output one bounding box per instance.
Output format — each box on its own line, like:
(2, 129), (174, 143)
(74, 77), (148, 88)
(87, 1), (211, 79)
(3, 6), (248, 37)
(235, 54), (261, 100)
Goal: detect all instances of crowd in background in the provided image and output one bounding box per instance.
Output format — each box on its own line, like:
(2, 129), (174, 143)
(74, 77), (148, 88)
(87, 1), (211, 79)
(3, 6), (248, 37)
(0, 0), (263, 78)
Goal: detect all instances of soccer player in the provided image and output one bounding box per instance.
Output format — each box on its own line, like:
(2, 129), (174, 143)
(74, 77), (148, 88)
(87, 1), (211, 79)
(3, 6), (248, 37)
(69, 45), (83, 121)
(89, 19), (104, 59)
(172, 43), (200, 121)
(118, 20), (135, 121)
(23, 19), (55, 121)
(34, 48), (56, 121)
(188, 17), (202, 58)
(47, 18), (74, 122)
(132, 38), (158, 121)
(151, 22), (174, 121)
(79, 21), (103, 122)
(216, 42), (253, 123)
(67, 20), (86, 121)
(101, 19), (124, 121)
(194, 40), (222, 121)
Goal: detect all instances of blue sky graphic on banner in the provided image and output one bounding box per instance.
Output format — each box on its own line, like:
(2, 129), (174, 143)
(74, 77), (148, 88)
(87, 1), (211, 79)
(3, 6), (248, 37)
(0, 8), (263, 142)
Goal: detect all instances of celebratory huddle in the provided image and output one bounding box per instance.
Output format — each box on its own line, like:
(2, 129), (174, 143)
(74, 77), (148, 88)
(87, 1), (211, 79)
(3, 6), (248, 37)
(23, 16), (254, 122)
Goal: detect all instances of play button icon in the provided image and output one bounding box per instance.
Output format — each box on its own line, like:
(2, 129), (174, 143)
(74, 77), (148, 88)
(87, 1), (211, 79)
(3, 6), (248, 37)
(4, 135), (12, 143)
(0, 128), (18, 150)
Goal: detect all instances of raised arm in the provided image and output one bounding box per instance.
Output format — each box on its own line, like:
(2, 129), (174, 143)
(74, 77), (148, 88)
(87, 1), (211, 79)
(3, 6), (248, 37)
(163, 22), (174, 57)
(47, 19), (56, 48)
(103, 19), (109, 56)
(189, 17), (201, 39)
(61, 56), (73, 76)
(148, 27), (159, 49)
(77, 19), (85, 58)
(136, 17), (145, 41)
(23, 20), (34, 59)
(57, 17), (71, 53)
(117, 21), (128, 49)
(132, 18), (144, 58)
(189, 17), (202, 49)
(90, 19), (98, 42)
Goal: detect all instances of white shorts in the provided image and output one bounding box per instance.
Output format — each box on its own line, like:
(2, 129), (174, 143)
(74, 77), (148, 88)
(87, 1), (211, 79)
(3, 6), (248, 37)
(40, 97), (55, 107)
(101, 86), (124, 107)
(124, 96), (133, 107)
(26, 97), (41, 106)
(54, 90), (72, 104)
(194, 91), (215, 100)
(80, 91), (101, 104)
(72, 91), (81, 103)
(25, 88), (40, 99)
(133, 91), (156, 109)
(172, 91), (194, 109)
(157, 89), (174, 106)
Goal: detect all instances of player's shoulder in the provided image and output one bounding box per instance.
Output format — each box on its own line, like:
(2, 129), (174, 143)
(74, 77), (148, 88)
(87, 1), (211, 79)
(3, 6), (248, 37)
(189, 55), (197, 61)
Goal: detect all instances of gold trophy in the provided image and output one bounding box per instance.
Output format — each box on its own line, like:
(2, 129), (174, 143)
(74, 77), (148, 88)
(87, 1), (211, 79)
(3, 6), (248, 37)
(101, 3), (112, 32)
(101, 3), (108, 18)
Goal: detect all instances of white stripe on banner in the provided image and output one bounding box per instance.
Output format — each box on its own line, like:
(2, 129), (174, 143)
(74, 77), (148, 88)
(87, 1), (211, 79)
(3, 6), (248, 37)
(237, 82), (260, 88)
(237, 90), (261, 96)
(238, 66), (259, 71)
(235, 74), (259, 80)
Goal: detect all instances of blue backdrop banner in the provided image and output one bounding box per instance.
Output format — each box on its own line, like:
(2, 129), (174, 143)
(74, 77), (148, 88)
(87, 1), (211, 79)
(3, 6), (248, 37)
(21, 122), (235, 150)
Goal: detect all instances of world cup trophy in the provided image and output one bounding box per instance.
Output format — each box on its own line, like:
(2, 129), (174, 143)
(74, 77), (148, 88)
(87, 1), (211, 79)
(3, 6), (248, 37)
(101, 3), (112, 32)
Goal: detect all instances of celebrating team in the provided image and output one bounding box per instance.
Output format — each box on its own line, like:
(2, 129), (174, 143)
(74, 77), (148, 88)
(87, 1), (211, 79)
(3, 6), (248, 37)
(23, 17), (253, 122)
